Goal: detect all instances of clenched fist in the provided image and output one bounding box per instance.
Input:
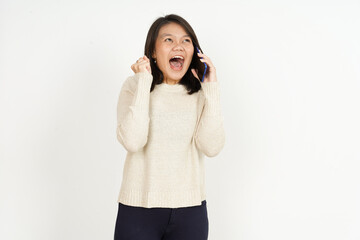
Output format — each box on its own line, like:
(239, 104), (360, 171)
(131, 55), (152, 75)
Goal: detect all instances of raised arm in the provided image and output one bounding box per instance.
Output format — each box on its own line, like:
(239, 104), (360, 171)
(194, 81), (226, 157)
(116, 71), (153, 152)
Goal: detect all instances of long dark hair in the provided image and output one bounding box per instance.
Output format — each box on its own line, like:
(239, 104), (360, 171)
(144, 14), (208, 95)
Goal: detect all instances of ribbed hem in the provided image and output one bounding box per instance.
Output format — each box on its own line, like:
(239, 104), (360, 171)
(118, 187), (206, 208)
(201, 81), (221, 116)
(133, 72), (153, 108)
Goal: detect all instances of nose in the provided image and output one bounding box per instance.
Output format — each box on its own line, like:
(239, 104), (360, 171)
(172, 42), (184, 51)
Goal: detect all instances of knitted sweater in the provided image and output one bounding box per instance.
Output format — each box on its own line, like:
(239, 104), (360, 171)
(116, 71), (225, 208)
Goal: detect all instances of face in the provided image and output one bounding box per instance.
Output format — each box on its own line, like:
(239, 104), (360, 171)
(152, 22), (194, 83)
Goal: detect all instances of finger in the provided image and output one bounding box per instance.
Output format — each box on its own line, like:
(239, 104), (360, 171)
(131, 61), (149, 72)
(199, 58), (210, 65)
(197, 53), (211, 62)
(138, 61), (149, 66)
(138, 61), (151, 71)
(197, 52), (210, 60)
(137, 56), (146, 61)
(199, 56), (214, 69)
(141, 56), (149, 61)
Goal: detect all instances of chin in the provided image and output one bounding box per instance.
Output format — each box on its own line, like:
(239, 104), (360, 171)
(166, 67), (189, 80)
(172, 73), (187, 81)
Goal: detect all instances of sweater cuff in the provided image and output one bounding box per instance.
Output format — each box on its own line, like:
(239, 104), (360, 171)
(200, 81), (222, 116)
(133, 72), (153, 108)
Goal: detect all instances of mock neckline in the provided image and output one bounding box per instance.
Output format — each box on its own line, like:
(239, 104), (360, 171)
(155, 82), (187, 92)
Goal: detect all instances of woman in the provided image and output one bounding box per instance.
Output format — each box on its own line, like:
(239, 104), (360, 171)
(114, 14), (225, 240)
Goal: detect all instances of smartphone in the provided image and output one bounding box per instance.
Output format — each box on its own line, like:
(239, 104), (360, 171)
(195, 46), (207, 82)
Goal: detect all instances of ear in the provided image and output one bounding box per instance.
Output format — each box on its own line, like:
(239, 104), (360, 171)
(152, 50), (156, 59)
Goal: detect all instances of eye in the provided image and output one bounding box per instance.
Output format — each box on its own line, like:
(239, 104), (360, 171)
(165, 38), (172, 42)
(184, 39), (191, 43)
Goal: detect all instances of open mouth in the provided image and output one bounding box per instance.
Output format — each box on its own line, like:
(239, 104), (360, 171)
(169, 55), (185, 71)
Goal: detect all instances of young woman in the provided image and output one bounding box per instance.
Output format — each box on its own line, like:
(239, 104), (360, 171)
(114, 14), (225, 240)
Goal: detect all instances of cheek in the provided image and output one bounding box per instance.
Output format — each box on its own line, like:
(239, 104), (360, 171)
(187, 48), (194, 60)
(157, 48), (169, 62)
(187, 52), (194, 63)
(158, 56), (169, 70)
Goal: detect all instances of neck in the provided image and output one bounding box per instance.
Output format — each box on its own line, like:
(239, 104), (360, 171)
(163, 76), (180, 85)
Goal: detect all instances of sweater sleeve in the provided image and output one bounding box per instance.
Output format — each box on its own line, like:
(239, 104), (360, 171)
(116, 72), (153, 152)
(194, 81), (226, 157)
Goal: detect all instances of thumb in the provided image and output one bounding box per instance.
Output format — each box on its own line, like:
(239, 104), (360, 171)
(191, 68), (199, 81)
(146, 65), (152, 74)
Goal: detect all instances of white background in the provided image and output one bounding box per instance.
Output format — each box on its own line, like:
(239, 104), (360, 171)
(1, 0), (359, 239)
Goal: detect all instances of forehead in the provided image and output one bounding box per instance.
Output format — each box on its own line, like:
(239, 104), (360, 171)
(158, 22), (189, 38)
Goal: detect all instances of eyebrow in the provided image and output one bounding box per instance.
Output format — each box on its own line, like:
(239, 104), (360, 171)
(159, 33), (191, 38)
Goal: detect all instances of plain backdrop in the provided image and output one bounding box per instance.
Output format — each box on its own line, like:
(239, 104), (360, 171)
(1, 0), (359, 239)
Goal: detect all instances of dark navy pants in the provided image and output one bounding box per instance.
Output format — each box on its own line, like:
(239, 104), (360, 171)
(114, 200), (208, 240)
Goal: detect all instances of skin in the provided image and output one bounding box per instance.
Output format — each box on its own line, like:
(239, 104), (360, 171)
(152, 22), (194, 85)
(131, 22), (217, 84)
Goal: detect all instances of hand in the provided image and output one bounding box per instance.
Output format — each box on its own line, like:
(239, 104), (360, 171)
(191, 52), (217, 83)
(131, 55), (152, 74)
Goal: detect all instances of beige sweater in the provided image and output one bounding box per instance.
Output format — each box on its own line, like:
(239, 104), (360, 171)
(116, 71), (225, 208)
